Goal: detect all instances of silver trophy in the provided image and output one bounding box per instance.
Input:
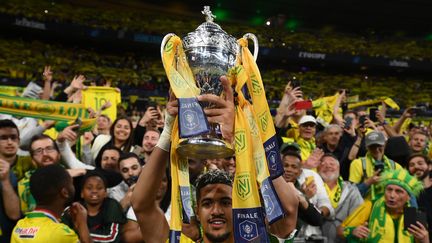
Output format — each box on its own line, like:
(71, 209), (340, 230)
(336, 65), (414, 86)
(161, 6), (259, 160)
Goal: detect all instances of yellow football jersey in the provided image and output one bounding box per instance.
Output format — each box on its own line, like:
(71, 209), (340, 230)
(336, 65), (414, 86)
(82, 86), (121, 122)
(11, 209), (78, 243)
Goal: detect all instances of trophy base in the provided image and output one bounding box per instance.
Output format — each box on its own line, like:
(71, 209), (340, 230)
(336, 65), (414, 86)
(177, 137), (234, 160)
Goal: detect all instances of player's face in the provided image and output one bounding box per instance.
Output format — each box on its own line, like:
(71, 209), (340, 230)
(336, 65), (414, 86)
(197, 184), (233, 243)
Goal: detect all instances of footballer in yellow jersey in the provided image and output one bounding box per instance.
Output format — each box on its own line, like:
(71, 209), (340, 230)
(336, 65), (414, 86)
(11, 209), (79, 243)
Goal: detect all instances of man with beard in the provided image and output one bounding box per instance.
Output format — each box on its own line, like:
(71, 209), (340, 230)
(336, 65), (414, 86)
(408, 153), (431, 186)
(319, 124), (356, 180)
(409, 153), (432, 241)
(11, 164), (92, 243)
(139, 128), (160, 163)
(409, 132), (429, 155)
(117, 153), (142, 210)
(317, 153), (363, 242)
(18, 134), (62, 214)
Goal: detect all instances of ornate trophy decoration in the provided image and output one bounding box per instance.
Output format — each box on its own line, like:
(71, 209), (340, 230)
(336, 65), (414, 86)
(161, 6), (258, 160)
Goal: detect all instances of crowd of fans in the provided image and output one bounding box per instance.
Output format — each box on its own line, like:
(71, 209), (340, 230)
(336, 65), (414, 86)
(0, 2), (431, 242)
(0, 63), (431, 242)
(1, 38), (432, 110)
(2, 0), (432, 61)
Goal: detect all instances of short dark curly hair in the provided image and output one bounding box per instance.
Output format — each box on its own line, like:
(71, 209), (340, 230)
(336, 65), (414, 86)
(30, 164), (71, 205)
(195, 169), (233, 202)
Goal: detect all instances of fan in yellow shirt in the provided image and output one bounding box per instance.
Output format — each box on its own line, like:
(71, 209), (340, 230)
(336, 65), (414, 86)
(12, 209), (78, 243)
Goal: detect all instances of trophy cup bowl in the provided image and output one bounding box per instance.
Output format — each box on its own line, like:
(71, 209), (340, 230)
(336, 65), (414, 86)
(160, 6), (259, 160)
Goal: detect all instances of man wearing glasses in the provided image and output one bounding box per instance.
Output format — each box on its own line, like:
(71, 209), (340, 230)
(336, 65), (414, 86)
(18, 134), (61, 214)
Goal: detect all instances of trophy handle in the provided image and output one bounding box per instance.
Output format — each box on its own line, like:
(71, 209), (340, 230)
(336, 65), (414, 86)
(243, 33), (259, 61)
(160, 33), (176, 59)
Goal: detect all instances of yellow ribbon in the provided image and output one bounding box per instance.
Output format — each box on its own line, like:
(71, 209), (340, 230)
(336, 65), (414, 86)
(161, 35), (197, 241)
(233, 38), (284, 229)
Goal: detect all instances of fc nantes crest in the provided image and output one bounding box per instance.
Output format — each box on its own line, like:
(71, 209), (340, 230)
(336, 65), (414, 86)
(258, 111), (269, 133)
(236, 172), (251, 200)
(250, 74), (262, 95)
(235, 129), (247, 154)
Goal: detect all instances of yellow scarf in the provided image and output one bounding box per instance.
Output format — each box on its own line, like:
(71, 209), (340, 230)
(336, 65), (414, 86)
(235, 38), (285, 224)
(295, 137), (316, 162)
(323, 177), (343, 209)
(368, 196), (413, 242)
(0, 94), (95, 133)
(348, 97), (400, 110)
(312, 93), (340, 124)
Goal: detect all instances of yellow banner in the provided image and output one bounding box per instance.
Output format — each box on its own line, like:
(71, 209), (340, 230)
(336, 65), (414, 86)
(0, 85), (23, 96)
(0, 94), (95, 132)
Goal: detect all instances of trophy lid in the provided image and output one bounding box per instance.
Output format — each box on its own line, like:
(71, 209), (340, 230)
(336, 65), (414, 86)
(182, 6), (239, 56)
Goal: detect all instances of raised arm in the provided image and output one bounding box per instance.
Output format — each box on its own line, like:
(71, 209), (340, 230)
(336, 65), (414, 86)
(392, 108), (412, 134)
(376, 103), (398, 137)
(332, 90), (345, 125)
(57, 125), (95, 170)
(268, 177), (299, 239)
(41, 65), (53, 100)
(130, 95), (176, 243)
(0, 159), (21, 220)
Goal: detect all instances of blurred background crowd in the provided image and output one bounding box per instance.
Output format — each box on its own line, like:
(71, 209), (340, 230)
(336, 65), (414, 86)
(0, 0), (432, 242)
